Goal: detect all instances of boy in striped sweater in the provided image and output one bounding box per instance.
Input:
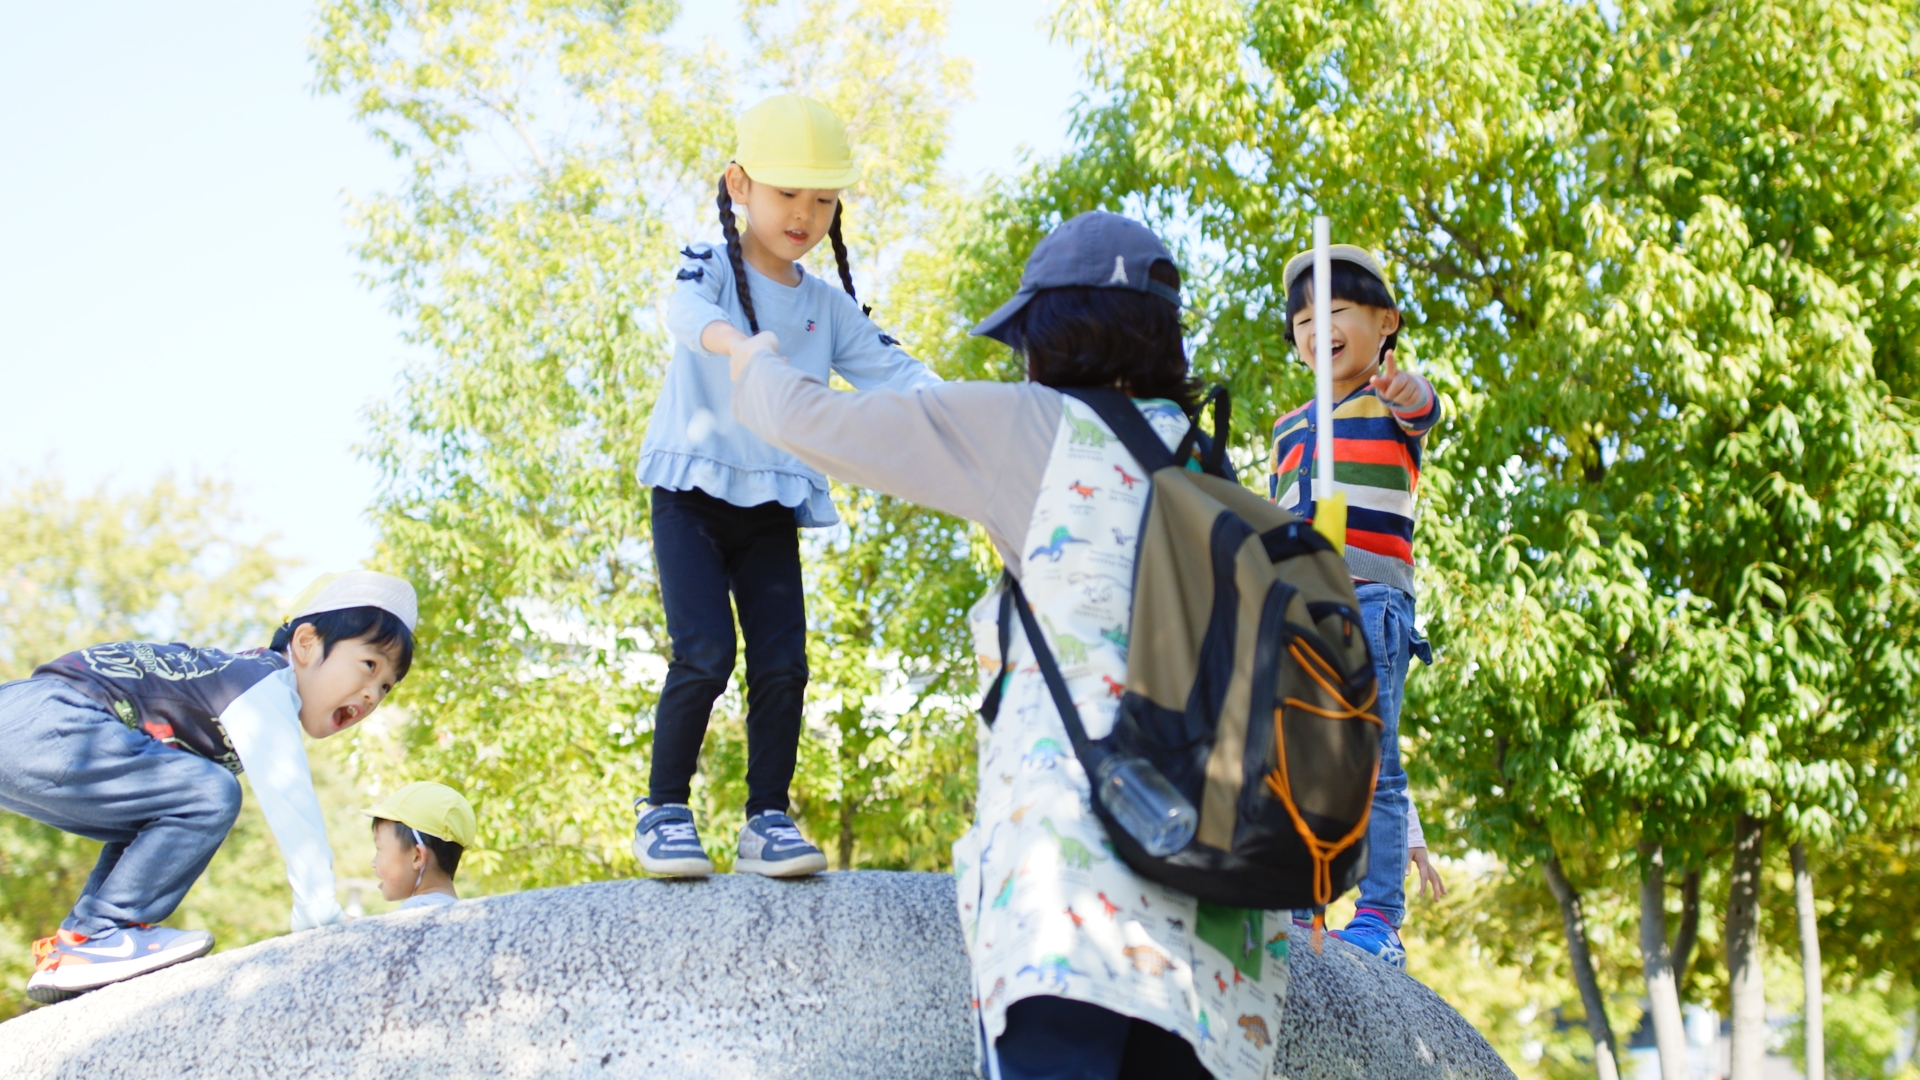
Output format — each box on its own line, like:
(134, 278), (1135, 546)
(1270, 245), (1438, 968)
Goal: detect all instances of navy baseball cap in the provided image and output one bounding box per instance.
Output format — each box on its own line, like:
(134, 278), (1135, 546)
(969, 211), (1181, 344)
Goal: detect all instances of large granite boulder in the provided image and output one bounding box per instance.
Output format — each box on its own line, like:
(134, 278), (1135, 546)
(0, 872), (1512, 1079)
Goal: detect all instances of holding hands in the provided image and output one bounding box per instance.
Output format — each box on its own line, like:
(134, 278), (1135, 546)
(1368, 350), (1429, 412)
(728, 331), (782, 381)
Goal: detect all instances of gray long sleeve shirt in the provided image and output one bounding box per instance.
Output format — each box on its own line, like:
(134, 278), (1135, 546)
(732, 355), (1063, 575)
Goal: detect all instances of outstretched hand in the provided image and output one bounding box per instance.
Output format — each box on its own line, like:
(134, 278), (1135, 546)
(729, 331), (783, 381)
(1369, 349), (1426, 411)
(1409, 846), (1448, 901)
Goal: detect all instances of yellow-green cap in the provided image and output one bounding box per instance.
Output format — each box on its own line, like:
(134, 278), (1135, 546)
(363, 782), (476, 848)
(733, 94), (860, 190)
(1281, 244), (1397, 304)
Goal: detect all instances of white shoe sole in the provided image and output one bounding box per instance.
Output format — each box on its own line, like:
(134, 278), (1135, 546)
(29, 933), (214, 1000)
(634, 839), (714, 877)
(735, 851), (829, 878)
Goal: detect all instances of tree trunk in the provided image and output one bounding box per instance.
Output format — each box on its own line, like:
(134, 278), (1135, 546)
(1544, 852), (1621, 1080)
(1673, 866), (1701, 992)
(1726, 814), (1768, 1080)
(837, 797), (855, 871)
(1640, 843), (1688, 1080)
(1792, 841), (1824, 1080)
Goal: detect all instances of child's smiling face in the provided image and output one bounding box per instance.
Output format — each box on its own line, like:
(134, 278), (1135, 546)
(726, 164), (842, 267)
(1290, 295), (1402, 388)
(286, 623), (400, 740)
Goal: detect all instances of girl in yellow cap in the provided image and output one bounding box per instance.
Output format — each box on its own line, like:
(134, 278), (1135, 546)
(633, 95), (939, 879)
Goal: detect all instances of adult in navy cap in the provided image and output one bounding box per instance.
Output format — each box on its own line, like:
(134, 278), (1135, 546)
(727, 212), (1287, 1080)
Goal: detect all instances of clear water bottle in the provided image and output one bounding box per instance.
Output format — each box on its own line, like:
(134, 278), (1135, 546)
(1095, 755), (1198, 856)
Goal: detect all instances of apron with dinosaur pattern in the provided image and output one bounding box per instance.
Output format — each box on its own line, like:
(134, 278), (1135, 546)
(953, 395), (1291, 1079)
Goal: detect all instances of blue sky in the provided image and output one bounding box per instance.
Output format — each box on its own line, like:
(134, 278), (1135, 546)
(0, 1), (1080, 580)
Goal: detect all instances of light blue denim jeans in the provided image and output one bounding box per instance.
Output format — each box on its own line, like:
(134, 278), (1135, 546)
(1352, 582), (1431, 929)
(0, 677), (242, 936)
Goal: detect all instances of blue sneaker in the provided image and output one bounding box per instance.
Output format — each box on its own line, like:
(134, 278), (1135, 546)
(1332, 908), (1406, 969)
(633, 802), (714, 877)
(735, 810), (828, 877)
(27, 924), (215, 1003)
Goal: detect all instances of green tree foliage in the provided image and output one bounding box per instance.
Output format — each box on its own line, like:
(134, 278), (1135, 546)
(947, 0), (1920, 1067)
(312, 0), (979, 888)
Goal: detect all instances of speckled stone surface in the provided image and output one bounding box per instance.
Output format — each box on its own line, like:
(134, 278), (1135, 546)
(0, 872), (1513, 1079)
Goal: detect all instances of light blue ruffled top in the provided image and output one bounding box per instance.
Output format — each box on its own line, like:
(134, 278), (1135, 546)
(638, 241), (941, 527)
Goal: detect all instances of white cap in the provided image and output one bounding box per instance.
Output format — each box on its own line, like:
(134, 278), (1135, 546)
(283, 571), (419, 632)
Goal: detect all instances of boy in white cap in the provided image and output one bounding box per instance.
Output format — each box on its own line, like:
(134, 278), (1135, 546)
(0, 569), (418, 1003)
(365, 781), (476, 910)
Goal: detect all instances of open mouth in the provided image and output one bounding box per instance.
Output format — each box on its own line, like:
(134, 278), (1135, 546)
(784, 229), (809, 245)
(332, 703), (363, 729)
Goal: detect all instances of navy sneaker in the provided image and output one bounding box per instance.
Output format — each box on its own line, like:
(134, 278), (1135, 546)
(633, 801), (714, 877)
(1332, 908), (1406, 969)
(735, 810), (828, 877)
(27, 925), (215, 1003)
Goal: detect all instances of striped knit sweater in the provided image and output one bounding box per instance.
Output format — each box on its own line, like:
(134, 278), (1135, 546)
(1268, 376), (1442, 597)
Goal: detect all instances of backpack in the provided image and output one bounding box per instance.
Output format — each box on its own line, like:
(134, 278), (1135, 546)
(982, 386), (1381, 913)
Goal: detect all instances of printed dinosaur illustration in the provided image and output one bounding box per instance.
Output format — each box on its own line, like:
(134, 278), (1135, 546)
(1196, 1010), (1219, 1046)
(1017, 953), (1089, 992)
(1113, 464), (1142, 489)
(1029, 526), (1091, 563)
(1265, 930), (1289, 961)
(1100, 625), (1129, 649)
(1066, 412), (1111, 446)
(1041, 615), (1095, 664)
(1122, 943), (1173, 976)
(1067, 570), (1129, 603)
(1238, 1014), (1271, 1049)
(1096, 892), (1120, 918)
(991, 874), (1015, 910)
(1213, 970), (1228, 993)
(1067, 480), (1098, 499)
(1010, 802), (1035, 824)
(1100, 674), (1125, 699)
(1111, 527), (1136, 546)
(1022, 737), (1068, 770)
(983, 977), (1007, 1009)
(1040, 818), (1106, 870)
(1064, 906), (1085, 928)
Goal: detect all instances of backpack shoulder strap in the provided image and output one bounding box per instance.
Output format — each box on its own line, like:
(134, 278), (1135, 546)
(1059, 387), (1187, 473)
(978, 572), (1016, 726)
(1002, 575), (1105, 769)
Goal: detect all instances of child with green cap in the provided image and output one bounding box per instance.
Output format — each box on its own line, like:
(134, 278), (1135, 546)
(2, 570), (418, 1002)
(366, 781), (476, 910)
(631, 93), (939, 878)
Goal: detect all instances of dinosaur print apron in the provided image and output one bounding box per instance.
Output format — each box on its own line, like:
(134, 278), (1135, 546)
(953, 396), (1291, 1079)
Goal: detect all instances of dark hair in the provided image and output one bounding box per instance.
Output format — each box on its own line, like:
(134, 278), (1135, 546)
(1283, 259), (1400, 354)
(269, 605), (414, 681)
(374, 817), (463, 877)
(716, 172), (865, 336)
(1004, 260), (1198, 411)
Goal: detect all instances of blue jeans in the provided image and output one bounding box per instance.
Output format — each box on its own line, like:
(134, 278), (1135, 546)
(1353, 582), (1430, 929)
(0, 677), (242, 936)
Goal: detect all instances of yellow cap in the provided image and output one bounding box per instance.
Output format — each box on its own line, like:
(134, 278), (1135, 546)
(363, 782), (477, 848)
(733, 94), (860, 190)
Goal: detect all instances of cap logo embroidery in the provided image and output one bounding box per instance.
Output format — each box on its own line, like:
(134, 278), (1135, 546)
(1108, 256), (1129, 285)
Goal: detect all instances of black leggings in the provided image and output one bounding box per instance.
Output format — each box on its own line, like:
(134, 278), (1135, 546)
(995, 996), (1213, 1080)
(647, 487), (808, 816)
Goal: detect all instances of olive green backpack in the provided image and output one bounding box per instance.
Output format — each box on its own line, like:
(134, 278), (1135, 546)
(984, 386), (1381, 913)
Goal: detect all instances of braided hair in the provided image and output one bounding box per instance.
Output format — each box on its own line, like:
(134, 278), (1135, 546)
(827, 202), (870, 315)
(717, 174), (760, 334)
(717, 170), (870, 329)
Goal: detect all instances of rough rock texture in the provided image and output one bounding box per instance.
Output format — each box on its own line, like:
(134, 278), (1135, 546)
(0, 872), (1513, 1079)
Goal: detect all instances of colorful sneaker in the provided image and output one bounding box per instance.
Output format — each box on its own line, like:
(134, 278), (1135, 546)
(735, 810), (828, 878)
(1332, 909), (1406, 969)
(26, 925), (215, 1003)
(633, 801), (714, 877)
